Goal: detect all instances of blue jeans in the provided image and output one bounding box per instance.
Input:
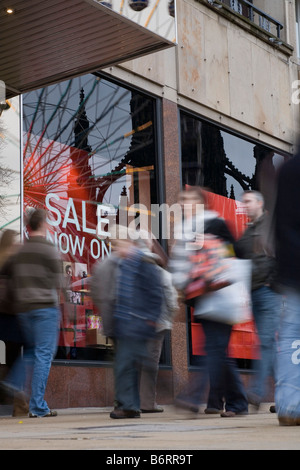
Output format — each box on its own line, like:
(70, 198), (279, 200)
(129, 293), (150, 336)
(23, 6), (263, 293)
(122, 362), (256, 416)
(203, 320), (248, 413)
(114, 337), (148, 411)
(275, 288), (300, 418)
(177, 320), (248, 413)
(4, 307), (60, 416)
(250, 286), (282, 401)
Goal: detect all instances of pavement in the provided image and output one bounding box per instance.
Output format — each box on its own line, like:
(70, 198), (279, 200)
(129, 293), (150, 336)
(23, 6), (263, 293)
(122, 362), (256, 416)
(0, 403), (299, 452)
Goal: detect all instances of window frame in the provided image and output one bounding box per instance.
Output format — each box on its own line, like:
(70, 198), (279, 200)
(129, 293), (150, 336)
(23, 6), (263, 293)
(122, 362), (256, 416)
(179, 107), (290, 369)
(22, 72), (169, 367)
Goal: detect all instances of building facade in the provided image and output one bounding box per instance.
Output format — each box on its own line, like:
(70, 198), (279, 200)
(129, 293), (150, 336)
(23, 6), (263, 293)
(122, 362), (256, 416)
(1, 0), (300, 408)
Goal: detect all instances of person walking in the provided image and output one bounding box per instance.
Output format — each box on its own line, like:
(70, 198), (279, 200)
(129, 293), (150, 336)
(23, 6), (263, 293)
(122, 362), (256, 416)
(139, 262), (178, 413)
(112, 234), (164, 419)
(170, 187), (248, 417)
(234, 190), (281, 409)
(92, 226), (164, 419)
(274, 150), (300, 425)
(0, 208), (63, 418)
(0, 229), (29, 417)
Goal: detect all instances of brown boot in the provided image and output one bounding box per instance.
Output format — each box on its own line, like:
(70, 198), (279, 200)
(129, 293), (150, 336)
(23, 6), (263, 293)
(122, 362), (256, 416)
(12, 392), (29, 417)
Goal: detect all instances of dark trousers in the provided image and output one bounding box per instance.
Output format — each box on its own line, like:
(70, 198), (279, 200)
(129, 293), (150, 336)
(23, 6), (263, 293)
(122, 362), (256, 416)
(114, 337), (148, 411)
(177, 319), (248, 413)
(140, 331), (165, 410)
(203, 319), (248, 413)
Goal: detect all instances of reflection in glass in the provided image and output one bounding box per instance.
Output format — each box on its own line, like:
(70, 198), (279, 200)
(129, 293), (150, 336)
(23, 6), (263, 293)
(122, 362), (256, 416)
(23, 74), (158, 361)
(0, 97), (21, 235)
(180, 111), (288, 368)
(180, 112), (287, 210)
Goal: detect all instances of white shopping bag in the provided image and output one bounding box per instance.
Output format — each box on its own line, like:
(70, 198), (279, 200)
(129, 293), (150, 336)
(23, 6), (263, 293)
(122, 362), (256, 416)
(193, 259), (252, 325)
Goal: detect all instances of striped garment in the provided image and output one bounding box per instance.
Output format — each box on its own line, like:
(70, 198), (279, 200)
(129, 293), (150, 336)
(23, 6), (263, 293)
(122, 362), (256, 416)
(114, 250), (143, 322)
(113, 249), (164, 339)
(168, 211), (234, 291)
(12, 236), (63, 313)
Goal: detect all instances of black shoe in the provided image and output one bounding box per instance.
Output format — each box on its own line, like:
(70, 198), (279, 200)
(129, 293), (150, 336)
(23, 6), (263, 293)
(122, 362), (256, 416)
(269, 405), (276, 413)
(12, 392), (29, 417)
(110, 409), (140, 419)
(204, 408), (223, 414)
(278, 416), (300, 426)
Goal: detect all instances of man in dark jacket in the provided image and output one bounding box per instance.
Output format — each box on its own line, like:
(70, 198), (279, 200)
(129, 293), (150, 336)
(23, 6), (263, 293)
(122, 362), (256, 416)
(235, 190), (281, 409)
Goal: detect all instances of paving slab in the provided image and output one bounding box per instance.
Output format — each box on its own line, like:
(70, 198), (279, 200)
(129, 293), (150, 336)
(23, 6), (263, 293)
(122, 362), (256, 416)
(0, 403), (299, 452)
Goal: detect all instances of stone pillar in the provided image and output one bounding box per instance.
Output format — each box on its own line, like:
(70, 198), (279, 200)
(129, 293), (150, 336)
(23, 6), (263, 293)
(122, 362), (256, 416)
(161, 98), (189, 398)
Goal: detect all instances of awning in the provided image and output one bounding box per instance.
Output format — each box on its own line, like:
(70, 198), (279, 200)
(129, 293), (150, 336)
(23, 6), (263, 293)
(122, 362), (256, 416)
(0, 0), (175, 98)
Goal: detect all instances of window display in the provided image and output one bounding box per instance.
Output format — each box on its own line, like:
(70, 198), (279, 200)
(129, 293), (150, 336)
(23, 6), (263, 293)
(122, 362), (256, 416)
(0, 96), (21, 234)
(23, 74), (159, 361)
(180, 111), (288, 367)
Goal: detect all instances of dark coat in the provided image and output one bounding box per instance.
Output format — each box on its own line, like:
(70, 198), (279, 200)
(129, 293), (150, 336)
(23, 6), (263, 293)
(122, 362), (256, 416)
(0, 256), (24, 343)
(234, 213), (276, 291)
(0, 256), (15, 316)
(91, 251), (164, 340)
(204, 217), (235, 244)
(274, 153), (300, 290)
(113, 251), (164, 340)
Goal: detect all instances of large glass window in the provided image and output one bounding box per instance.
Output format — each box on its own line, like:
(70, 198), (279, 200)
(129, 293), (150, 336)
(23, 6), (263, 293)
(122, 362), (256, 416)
(0, 97), (21, 366)
(23, 74), (161, 362)
(180, 111), (288, 368)
(0, 96), (21, 235)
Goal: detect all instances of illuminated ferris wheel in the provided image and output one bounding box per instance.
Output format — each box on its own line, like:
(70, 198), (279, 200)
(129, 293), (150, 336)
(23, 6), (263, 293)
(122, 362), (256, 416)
(22, 73), (158, 267)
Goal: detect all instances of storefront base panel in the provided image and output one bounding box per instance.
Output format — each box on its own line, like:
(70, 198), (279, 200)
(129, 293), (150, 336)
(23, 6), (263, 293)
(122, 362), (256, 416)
(44, 366), (274, 409)
(45, 365), (175, 409)
(0, 364), (274, 409)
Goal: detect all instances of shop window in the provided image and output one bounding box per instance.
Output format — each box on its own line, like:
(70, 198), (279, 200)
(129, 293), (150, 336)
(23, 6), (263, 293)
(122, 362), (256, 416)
(180, 111), (288, 368)
(22, 74), (164, 363)
(0, 96), (21, 234)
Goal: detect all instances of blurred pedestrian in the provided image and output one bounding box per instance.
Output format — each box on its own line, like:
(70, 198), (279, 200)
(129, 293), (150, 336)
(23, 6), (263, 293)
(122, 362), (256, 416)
(234, 190), (281, 410)
(139, 240), (178, 413)
(90, 246), (119, 342)
(169, 187), (248, 417)
(0, 229), (29, 416)
(0, 208), (63, 418)
(92, 226), (164, 419)
(274, 149), (300, 426)
(0, 229), (19, 329)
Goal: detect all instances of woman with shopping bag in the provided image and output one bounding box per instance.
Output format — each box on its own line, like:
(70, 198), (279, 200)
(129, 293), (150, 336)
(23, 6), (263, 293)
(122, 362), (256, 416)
(169, 187), (248, 417)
